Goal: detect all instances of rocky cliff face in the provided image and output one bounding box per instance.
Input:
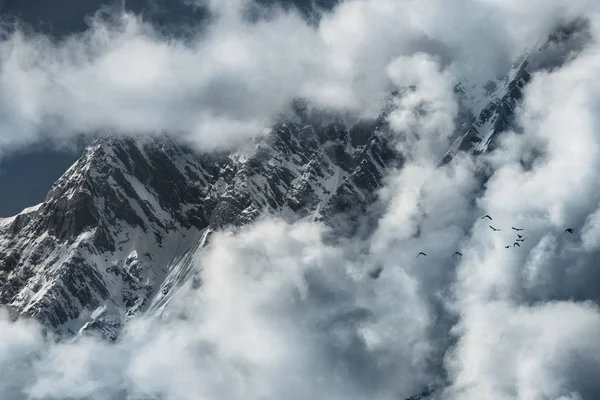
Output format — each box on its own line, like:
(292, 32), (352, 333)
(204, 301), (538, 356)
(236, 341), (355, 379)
(0, 137), (220, 338)
(0, 112), (403, 339)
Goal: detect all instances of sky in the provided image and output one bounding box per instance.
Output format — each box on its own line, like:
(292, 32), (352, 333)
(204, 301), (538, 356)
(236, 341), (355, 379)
(0, 144), (82, 217)
(2, 0), (600, 399)
(0, 0), (91, 217)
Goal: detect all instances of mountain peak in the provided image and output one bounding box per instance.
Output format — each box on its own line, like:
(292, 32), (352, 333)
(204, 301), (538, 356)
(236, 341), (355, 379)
(0, 115), (404, 337)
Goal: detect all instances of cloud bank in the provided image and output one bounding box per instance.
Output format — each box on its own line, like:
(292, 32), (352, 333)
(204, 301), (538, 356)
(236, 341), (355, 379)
(3, 0), (600, 399)
(0, 0), (596, 156)
(0, 220), (437, 400)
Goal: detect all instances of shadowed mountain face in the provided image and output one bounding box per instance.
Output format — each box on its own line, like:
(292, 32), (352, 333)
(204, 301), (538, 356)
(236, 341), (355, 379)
(0, 112), (403, 339)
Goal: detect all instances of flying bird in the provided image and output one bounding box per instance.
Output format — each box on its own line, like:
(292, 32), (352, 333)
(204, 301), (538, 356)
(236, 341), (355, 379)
(511, 227), (524, 231)
(481, 215), (492, 220)
(368, 266), (383, 280)
(565, 228), (574, 234)
(417, 252), (427, 258)
(505, 246), (510, 249)
(517, 234), (524, 239)
(489, 225), (501, 232)
(514, 242), (521, 247)
(517, 237), (527, 242)
(453, 252), (463, 257)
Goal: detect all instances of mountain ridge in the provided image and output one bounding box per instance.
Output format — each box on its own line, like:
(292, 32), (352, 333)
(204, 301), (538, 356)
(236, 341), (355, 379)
(0, 113), (404, 338)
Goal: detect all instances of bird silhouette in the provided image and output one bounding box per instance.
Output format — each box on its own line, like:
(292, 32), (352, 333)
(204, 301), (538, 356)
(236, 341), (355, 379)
(517, 234), (524, 239)
(481, 215), (492, 221)
(517, 237), (527, 242)
(369, 266), (383, 279)
(489, 225), (501, 232)
(514, 242), (521, 247)
(505, 246), (510, 249)
(565, 228), (574, 234)
(453, 252), (463, 257)
(417, 252), (427, 258)
(512, 227), (524, 231)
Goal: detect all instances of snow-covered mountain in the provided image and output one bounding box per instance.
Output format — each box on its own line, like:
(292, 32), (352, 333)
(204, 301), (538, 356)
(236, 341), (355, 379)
(443, 17), (590, 163)
(0, 17), (589, 349)
(0, 111), (404, 339)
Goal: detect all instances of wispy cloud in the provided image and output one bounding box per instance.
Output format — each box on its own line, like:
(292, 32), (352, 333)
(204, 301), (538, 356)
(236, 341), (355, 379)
(0, 0), (593, 156)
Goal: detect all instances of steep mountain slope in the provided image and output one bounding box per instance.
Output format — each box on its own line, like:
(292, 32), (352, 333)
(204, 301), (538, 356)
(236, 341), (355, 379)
(141, 115), (406, 316)
(0, 137), (222, 338)
(0, 115), (403, 338)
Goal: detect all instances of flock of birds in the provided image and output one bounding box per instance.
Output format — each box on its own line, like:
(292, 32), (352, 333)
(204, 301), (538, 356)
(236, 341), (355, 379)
(368, 214), (576, 280)
(415, 214), (576, 259)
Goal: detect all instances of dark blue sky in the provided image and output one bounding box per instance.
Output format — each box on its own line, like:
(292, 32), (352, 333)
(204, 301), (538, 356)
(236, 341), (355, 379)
(0, 146), (82, 216)
(0, 0), (336, 217)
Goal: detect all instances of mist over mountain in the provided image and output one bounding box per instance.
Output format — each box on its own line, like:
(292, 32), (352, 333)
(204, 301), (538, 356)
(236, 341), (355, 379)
(1, 1), (600, 400)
